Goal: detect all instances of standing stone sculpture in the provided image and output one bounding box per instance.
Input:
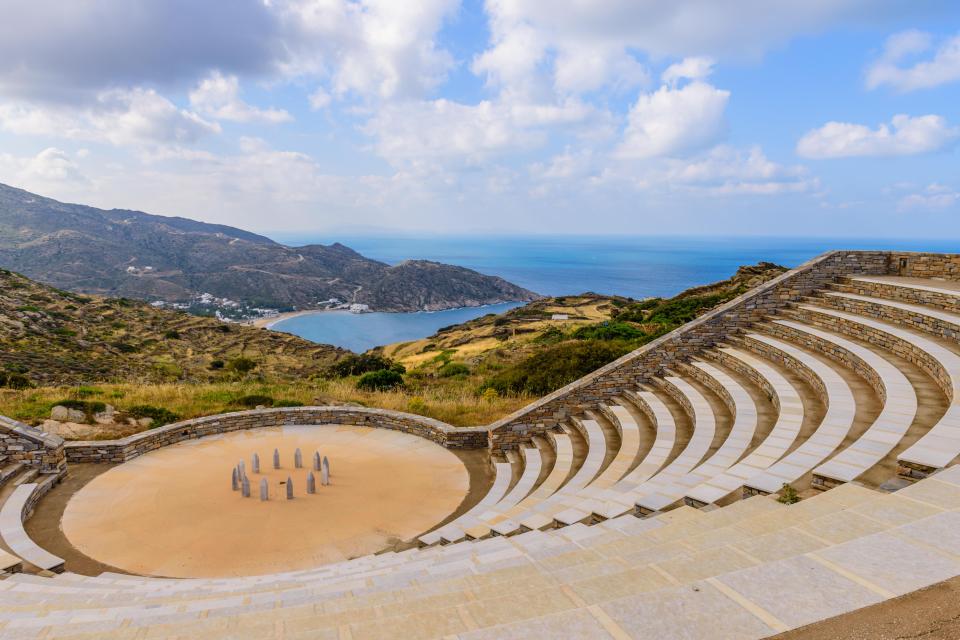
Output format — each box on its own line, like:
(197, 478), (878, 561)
(286, 476), (294, 500)
(294, 448), (303, 469)
(313, 451), (321, 471)
(260, 478), (269, 501)
(252, 452), (260, 474)
(238, 460), (246, 477)
(273, 448), (281, 469)
(241, 476), (251, 498)
(321, 456), (330, 486)
(307, 471), (316, 494)
(231, 467), (239, 491)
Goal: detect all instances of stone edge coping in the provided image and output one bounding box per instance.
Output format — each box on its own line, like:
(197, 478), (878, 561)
(0, 480), (65, 572)
(62, 406), (489, 452)
(0, 415), (64, 449)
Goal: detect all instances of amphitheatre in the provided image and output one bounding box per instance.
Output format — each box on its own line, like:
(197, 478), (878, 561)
(5, 249), (960, 638)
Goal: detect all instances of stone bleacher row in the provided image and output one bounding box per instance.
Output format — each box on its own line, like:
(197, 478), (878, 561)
(3, 272), (960, 638)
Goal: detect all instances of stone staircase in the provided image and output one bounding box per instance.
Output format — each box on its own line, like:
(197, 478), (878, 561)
(3, 253), (960, 637)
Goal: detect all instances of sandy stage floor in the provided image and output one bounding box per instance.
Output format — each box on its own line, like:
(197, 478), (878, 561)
(61, 425), (470, 578)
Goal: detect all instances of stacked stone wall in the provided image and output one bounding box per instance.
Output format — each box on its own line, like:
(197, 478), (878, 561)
(489, 250), (892, 451)
(0, 416), (65, 475)
(65, 407), (487, 464)
(702, 350), (780, 412)
(889, 252), (960, 281)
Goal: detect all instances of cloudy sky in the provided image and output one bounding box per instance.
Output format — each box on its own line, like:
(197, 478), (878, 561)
(0, 0), (957, 237)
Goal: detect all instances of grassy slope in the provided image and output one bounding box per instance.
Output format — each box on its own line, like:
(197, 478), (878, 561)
(0, 268), (347, 386)
(0, 263), (786, 435)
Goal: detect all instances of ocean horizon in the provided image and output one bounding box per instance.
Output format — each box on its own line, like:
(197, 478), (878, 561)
(266, 235), (960, 352)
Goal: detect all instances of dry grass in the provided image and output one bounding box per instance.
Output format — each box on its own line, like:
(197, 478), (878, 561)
(0, 378), (532, 439)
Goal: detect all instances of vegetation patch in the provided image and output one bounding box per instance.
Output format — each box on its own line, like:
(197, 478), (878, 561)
(357, 370), (405, 391)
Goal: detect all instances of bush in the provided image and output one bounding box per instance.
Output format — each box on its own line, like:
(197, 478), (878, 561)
(437, 362), (470, 378)
(533, 326), (567, 345)
(356, 369), (404, 391)
(646, 293), (733, 326)
(571, 321), (645, 341)
(128, 405), (179, 427)
(112, 342), (139, 353)
(3, 372), (34, 390)
(328, 354), (404, 377)
(53, 399), (106, 414)
(407, 396), (428, 413)
(273, 399), (305, 408)
(164, 329), (181, 339)
(482, 340), (634, 395)
(209, 359), (225, 370)
(226, 357), (257, 374)
(778, 483), (800, 505)
(232, 394), (274, 408)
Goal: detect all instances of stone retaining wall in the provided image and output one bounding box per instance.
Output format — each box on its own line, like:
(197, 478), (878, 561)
(65, 407), (488, 464)
(835, 279), (960, 315)
(890, 252), (960, 281)
(0, 416), (65, 475)
(819, 292), (960, 344)
(702, 350), (780, 413)
(785, 307), (952, 400)
(677, 362), (737, 418)
(763, 318), (886, 402)
(488, 250), (892, 451)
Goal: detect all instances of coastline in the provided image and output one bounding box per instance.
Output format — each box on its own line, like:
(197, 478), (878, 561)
(250, 310), (317, 329)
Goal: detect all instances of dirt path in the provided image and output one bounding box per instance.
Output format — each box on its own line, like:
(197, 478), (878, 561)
(773, 575), (960, 639)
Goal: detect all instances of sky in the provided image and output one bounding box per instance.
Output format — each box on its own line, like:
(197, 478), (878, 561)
(0, 0), (958, 238)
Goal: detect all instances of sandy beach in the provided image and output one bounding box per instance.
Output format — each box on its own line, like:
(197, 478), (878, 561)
(250, 309), (318, 329)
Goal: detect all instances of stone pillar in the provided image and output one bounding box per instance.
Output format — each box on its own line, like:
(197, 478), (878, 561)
(238, 460), (246, 477)
(321, 456), (330, 486)
(313, 451), (321, 471)
(231, 467), (239, 491)
(307, 471), (316, 494)
(260, 478), (269, 501)
(273, 448), (281, 469)
(294, 448), (303, 469)
(252, 452), (260, 474)
(241, 476), (251, 498)
(286, 476), (294, 500)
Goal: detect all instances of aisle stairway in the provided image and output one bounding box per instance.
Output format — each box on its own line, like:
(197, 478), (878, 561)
(4, 267), (960, 638)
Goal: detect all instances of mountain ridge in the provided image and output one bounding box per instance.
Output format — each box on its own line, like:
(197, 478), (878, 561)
(0, 183), (539, 314)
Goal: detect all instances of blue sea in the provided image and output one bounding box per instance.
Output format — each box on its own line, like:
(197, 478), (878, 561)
(266, 235), (959, 352)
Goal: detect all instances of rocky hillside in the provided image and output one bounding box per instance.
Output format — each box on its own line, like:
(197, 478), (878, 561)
(0, 269), (348, 386)
(375, 262), (790, 396)
(0, 183), (538, 314)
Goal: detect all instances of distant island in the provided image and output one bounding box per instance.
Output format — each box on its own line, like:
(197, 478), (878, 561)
(0, 183), (539, 319)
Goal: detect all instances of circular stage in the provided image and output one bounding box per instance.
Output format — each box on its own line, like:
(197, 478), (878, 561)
(61, 425), (470, 578)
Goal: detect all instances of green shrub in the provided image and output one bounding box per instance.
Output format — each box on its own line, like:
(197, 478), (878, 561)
(778, 483), (800, 505)
(571, 321), (645, 341)
(356, 369), (404, 391)
(53, 399), (106, 414)
(273, 399), (305, 408)
(226, 357), (257, 374)
(328, 354), (404, 377)
(128, 405), (179, 427)
(437, 362), (470, 378)
(164, 329), (181, 339)
(209, 360), (225, 370)
(482, 340), (634, 395)
(533, 326), (567, 345)
(5, 373), (32, 389)
(646, 293), (733, 326)
(77, 386), (103, 397)
(112, 342), (139, 353)
(232, 394), (274, 408)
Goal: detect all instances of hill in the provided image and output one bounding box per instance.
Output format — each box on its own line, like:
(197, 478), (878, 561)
(0, 183), (538, 315)
(0, 268), (347, 387)
(374, 262), (789, 395)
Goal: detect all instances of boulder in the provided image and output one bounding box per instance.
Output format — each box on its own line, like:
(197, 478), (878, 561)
(137, 417), (154, 428)
(67, 408), (86, 423)
(50, 405), (70, 421)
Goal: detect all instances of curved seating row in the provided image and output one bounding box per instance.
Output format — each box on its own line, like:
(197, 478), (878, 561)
(0, 483), (64, 574)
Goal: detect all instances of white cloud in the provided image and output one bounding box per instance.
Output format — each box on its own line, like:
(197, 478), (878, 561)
(364, 97), (597, 166)
(0, 88), (220, 147)
(189, 72), (292, 123)
(797, 114), (959, 158)
(277, 0), (458, 100)
(0, 148), (89, 193)
(553, 45), (648, 94)
(617, 80), (729, 159)
(867, 30), (960, 92)
(662, 57), (715, 85)
(308, 87), (332, 110)
(898, 183), (960, 210)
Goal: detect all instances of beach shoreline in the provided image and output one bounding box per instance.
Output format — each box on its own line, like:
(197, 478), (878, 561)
(250, 310), (317, 329)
